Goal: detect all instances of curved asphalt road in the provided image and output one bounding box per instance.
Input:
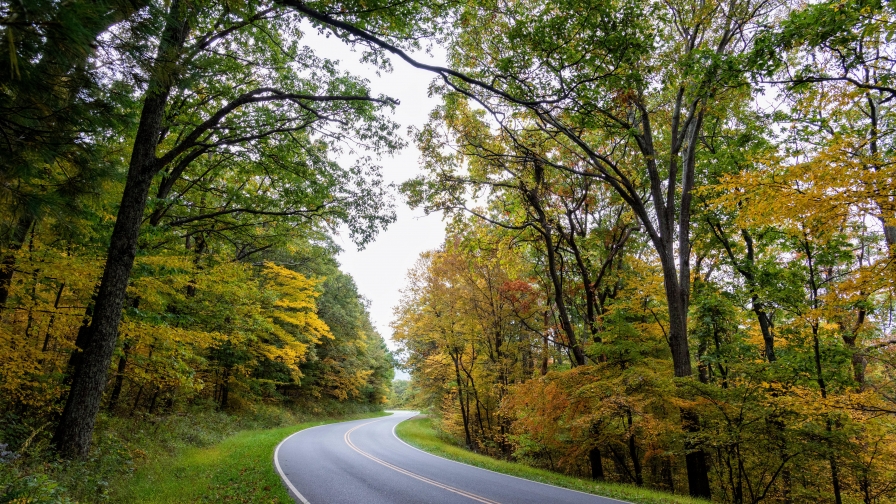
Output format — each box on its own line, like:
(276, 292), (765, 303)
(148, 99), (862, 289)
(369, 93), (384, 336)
(274, 411), (626, 504)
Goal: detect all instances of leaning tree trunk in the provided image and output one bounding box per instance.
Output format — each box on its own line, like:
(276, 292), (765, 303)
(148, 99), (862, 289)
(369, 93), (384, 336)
(51, 0), (189, 459)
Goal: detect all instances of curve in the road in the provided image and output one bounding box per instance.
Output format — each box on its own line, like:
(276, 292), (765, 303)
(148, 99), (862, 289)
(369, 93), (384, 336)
(343, 420), (500, 504)
(274, 411), (627, 504)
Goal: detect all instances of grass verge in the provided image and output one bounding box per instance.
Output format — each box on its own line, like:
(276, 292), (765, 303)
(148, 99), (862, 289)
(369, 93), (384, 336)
(394, 416), (705, 504)
(111, 411), (390, 503)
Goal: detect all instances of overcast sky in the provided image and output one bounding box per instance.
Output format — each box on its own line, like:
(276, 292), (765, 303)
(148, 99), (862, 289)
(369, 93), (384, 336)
(300, 25), (449, 377)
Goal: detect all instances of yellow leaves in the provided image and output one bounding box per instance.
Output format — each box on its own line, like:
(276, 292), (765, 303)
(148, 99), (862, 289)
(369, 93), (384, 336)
(0, 324), (66, 409)
(263, 262), (321, 293)
(320, 359), (374, 401)
(270, 312), (332, 343)
(262, 261), (333, 345)
(273, 299), (316, 311)
(119, 320), (224, 349)
(260, 340), (307, 378)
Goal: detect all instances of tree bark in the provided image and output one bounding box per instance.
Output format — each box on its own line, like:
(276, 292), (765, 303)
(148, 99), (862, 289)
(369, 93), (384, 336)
(451, 348), (473, 448)
(106, 341), (130, 413)
(525, 182), (585, 366)
(589, 447), (605, 480)
(41, 282), (66, 352)
(51, 0), (190, 458)
(220, 368), (230, 409)
(0, 214), (35, 309)
(627, 409), (643, 486)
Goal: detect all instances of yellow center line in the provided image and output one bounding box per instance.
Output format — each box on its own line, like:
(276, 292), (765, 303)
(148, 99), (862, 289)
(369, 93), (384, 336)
(344, 420), (503, 504)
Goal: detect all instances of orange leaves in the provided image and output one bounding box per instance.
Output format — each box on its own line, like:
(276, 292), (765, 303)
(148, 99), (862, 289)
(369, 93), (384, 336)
(500, 363), (679, 475)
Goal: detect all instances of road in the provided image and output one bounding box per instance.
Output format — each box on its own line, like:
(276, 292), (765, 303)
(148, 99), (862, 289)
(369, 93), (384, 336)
(274, 410), (626, 504)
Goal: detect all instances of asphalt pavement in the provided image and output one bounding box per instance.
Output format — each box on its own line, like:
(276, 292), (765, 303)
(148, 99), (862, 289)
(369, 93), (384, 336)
(274, 410), (627, 504)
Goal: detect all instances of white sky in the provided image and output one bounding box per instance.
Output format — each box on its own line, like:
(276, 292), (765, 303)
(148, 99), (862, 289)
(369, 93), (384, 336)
(300, 25), (448, 377)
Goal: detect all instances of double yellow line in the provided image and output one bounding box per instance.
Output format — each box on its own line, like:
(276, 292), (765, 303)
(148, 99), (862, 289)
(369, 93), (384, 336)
(344, 420), (502, 504)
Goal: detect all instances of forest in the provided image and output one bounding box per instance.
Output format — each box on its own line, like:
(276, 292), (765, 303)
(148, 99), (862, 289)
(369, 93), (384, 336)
(390, 0), (896, 503)
(2, 0), (896, 502)
(0, 0), (398, 499)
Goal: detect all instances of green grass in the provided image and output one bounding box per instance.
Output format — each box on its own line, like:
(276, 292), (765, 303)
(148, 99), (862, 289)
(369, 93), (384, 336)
(394, 416), (706, 504)
(111, 411), (390, 503)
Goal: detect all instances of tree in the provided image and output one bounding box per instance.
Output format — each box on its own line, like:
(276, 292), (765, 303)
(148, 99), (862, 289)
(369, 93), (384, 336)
(52, 0), (401, 458)
(0, 0), (148, 307)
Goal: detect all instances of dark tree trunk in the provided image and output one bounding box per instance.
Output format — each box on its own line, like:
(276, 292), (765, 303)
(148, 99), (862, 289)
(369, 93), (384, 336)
(106, 341), (130, 413)
(589, 447), (604, 480)
(131, 384), (145, 416)
(147, 386), (160, 414)
(804, 239), (843, 504)
(755, 305), (776, 362)
(61, 293), (97, 392)
(0, 214), (35, 308)
(626, 410), (643, 486)
(541, 310), (550, 375)
(41, 282), (65, 352)
(841, 307), (867, 387)
(647, 113), (711, 497)
(51, 0), (189, 458)
(741, 229), (777, 363)
(451, 349), (473, 448)
(220, 368), (230, 409)
(562, 208), (629, 364)
(527, 186), (585, 366)
(710, 223), (778, 363)
(662, 457), (674, 493)
(682, 409), (711, 498)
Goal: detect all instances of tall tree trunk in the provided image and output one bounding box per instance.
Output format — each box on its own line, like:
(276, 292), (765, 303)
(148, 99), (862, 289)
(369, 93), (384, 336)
(147, 386), (160, 414)
(541, 310), (550, 375)
(589, 447), (604, 480)
(220, 368), (230, 410)
(526, 184), (585, 366)
(627, 409), (643, 486)
(0, 214), (35, 309)
(451, 349), (473, 448)
(648, 104), (712, 499)
(51, 0), (189, 458)
(106, 341), (130, 413)
(130, 383), (145, 416)
(804, 237), (843, 504)
(741, 229), (777, 362)
(41, 282), (65, 352)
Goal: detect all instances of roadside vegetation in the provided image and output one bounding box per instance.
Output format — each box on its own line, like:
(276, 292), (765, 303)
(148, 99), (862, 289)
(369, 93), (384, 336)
(395, 416), (704, 504)
(0, 405), (385, 503)
(390, 0), (896, 499)
(1, 1), (396, 500)
(112, 410), (389, 503)
(3, 0), (896, 503)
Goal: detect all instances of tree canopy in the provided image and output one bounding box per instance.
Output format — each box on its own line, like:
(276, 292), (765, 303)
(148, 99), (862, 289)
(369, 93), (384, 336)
(2, 0), (896, 502)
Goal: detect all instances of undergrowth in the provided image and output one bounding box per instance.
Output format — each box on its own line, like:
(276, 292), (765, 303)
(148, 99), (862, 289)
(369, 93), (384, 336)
(395, 415), (708, 504)
(0, 400), (383, 503)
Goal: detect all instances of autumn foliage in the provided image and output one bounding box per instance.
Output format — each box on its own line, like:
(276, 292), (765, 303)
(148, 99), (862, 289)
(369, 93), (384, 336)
(393, 0), (896, 501)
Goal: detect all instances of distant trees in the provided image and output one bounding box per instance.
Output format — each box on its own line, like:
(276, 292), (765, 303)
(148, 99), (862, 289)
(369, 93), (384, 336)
(389, 379), (416, 408)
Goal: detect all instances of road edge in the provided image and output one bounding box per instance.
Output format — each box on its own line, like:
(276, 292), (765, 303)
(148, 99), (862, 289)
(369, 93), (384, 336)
(273, 412), (399, 504)
(391, 415), (631, 504)
(274, 424), (321, 504)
